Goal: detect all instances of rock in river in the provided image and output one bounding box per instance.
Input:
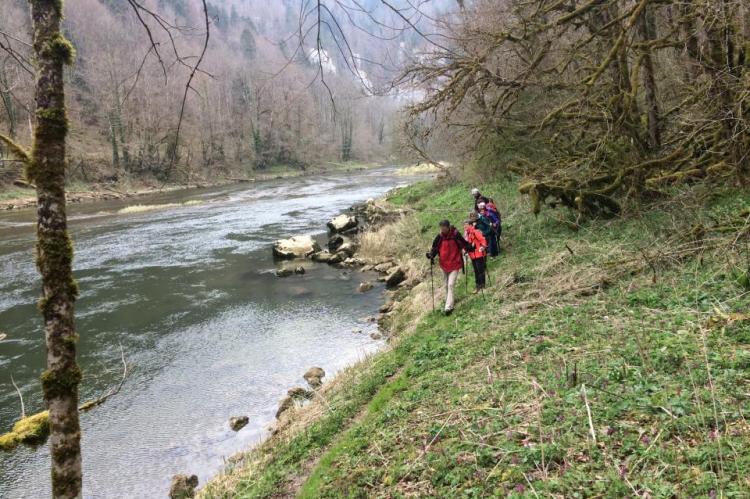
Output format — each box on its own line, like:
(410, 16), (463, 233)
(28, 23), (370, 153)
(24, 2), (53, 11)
(303, 366), (326, 389)
(385, 267), (406, 288)
(337, 240), (358, 257)
(229, 416), (249, 431)
(275, 268), (294, 278)
(327, 214), (358, 234)
(358, 281), (374, 293)
(328, 234), (357, 256)
(373, 262), (394, 273)
(287, 387), (313, 400)
(311, 250), (342, 264)
(272, 235), (320, 259)
(379, 301), (394, 313)
(276, 396), (294, 419)
(169, 474), (198, 498)
(327, 234), (345, 252)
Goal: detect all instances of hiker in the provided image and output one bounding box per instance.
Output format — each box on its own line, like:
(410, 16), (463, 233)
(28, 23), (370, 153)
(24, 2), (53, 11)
(471, 188), (490, 211)
(463, 214), (488, 293)
(486, 198), (502, 240)
(426, 220), (473, 315)
(476, 202), (499, 257)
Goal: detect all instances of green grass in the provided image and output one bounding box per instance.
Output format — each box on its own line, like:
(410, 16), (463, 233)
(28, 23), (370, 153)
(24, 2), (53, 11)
(202, 178), (750, 498)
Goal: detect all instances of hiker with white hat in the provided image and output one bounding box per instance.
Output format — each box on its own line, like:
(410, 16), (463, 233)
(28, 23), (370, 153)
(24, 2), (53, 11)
(471, 188), (489, 211)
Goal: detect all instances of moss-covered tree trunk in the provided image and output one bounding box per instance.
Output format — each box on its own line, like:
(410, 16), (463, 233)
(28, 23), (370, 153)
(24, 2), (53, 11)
(28, 1), (82, 497)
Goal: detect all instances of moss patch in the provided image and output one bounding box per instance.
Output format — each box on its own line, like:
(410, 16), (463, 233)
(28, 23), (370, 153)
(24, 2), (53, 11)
(0, 411), (51, 451)
(45, 34), (76, 65)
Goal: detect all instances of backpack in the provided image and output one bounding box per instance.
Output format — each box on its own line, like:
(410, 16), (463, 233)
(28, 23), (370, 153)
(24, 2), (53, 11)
(486, 202), (502, 235)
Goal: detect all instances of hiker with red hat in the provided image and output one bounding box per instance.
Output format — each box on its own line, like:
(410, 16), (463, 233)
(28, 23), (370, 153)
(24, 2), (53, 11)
(426, 220), (473, 315)
(463, 213), (488, 293)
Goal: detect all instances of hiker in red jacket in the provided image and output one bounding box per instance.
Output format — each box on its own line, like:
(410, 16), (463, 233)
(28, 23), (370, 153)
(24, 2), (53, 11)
(426, 220), (473, 314)
(463, 213), (488, 293)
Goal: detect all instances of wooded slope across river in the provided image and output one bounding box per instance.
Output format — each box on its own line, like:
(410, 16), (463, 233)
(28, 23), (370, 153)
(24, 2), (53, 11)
(0, 0), (450, 185)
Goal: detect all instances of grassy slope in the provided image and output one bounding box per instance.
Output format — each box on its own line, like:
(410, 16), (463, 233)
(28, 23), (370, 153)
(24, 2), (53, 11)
(202, 179), (750, 498)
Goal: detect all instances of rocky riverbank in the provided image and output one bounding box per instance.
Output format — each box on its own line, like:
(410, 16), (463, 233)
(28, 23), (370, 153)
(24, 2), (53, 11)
(272, 197), (418, 330)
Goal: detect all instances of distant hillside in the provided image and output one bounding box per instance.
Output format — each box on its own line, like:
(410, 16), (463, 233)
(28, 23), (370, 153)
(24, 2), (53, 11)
(0, 0), (456, 185)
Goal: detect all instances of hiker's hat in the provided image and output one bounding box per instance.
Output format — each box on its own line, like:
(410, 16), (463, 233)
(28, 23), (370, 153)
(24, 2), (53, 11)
(471, 188), (480, 196)
(439, 219), (451, 228)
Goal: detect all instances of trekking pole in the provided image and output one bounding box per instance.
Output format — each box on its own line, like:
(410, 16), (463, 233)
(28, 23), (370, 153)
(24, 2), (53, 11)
(429, 259), (435, 312)
(476, 257), (486, 300)
(485, 257), (492, 286)
(463, 256), (468, 295)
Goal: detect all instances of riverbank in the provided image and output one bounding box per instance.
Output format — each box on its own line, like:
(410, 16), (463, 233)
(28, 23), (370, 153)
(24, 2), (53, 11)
(200, 177), (750, 497)
(0, 161), (384, 211)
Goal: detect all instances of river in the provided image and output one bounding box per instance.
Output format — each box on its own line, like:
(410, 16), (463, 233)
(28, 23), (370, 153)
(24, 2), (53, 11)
(0, 166), (419, 498)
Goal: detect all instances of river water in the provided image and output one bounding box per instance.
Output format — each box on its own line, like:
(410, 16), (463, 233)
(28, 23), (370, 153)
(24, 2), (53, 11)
(0, 167), (418, 498)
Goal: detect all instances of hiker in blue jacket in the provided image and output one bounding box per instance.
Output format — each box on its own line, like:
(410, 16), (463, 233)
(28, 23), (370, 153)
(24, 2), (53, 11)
(477, 202), (499, 257)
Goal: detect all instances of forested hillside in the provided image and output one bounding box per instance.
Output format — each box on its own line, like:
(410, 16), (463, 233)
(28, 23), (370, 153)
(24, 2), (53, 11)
(403, 0), (749, 216)
(0, 0), (442, 185)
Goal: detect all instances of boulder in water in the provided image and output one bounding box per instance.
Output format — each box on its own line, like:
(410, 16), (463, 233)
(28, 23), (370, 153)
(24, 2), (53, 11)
(327, 214), (357, 234)
(358, 281), (374, 293)
(273, 236), (320, 259)
(311, 250), (342, 264)
(385, 267), (406, 288)
(327, 234), (345, 252)
(169, 474), (198, 499)
(275, 268), (294, 278)
(294, 266), (306, 275)
(344, 257), (365, 267)
(336, 240), (358, 257)
(276, 396), (294, 419)
(374, 262), (394, 273)
(379, 301), (394, 313)
(303, 367), (326, 389)
(229, 416), (249, 431)
(275, 387), (313, 419)
(287, 387), (313, 400)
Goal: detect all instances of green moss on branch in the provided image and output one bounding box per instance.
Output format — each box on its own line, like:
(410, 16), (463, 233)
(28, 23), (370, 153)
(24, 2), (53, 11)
(0, 411), (50, 451)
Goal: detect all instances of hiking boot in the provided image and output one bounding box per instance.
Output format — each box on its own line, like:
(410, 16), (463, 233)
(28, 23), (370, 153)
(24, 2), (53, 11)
(444, 309), (453, 316)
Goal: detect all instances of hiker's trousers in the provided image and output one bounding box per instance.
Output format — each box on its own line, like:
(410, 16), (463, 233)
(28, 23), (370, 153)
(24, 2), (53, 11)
(471, 257), (486, 289)
(443, 269), (459, 311)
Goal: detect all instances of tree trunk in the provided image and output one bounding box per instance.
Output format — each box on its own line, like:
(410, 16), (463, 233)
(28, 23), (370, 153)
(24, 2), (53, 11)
(28, 1), (82, 497)
(0, 65), (17, 138)
(638, 5), (661, 151)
